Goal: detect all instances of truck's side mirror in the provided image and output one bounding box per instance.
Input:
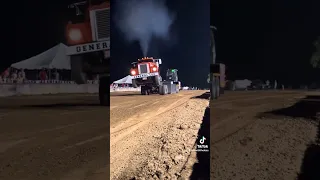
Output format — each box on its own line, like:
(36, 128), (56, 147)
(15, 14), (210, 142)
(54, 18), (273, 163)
(158, 59), (162, 65)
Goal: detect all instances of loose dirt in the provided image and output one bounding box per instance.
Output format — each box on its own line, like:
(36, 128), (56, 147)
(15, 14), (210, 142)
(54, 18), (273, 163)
(211, 91), (320, 180)
(110, 91), (209, 180)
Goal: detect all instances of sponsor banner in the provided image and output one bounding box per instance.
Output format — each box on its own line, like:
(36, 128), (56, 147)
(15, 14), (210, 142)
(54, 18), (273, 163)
(66, 41), (110, 55)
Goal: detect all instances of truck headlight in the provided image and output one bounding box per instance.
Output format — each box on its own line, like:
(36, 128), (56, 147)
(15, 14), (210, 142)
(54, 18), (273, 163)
(68, 29), (82, 41)
(131, 70), (136, 75)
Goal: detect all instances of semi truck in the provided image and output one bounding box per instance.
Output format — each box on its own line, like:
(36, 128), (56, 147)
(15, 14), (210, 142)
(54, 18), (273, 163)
(130, 57), (180, 95)
(64, 0), (110, 106)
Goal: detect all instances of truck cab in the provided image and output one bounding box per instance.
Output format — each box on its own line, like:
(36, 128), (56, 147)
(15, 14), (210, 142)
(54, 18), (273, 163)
(130, 57), (162, 88)
(130, 57), (162, 76)
(65, 0), (110, 106)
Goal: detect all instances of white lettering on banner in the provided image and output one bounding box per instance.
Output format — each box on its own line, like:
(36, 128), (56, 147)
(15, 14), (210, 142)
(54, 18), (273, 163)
(133, 73), (158, 79)
(66, 41), (110, 55)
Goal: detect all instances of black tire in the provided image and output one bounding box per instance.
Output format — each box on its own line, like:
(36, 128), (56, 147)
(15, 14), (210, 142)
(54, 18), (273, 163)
(70, 55), (88, 84)
(132, 79), (138, 88)
(215, 77), (220, 98)
(141, 86), (146, 95)
(99, 76), (109, 106)
(159, 85), (164, 95)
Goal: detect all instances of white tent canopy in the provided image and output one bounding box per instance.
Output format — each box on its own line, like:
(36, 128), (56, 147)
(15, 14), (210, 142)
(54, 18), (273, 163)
(113, 75), (133, 84)
(11, 43), (71, 70)
(234, 79), (252, 89)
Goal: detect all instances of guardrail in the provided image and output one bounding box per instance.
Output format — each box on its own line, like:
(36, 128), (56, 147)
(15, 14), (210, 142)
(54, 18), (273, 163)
(0, 83), (141, 97)
(110, 87), (141, 92)
(0, 80), (99, 84)
(0, 83), (99, 97)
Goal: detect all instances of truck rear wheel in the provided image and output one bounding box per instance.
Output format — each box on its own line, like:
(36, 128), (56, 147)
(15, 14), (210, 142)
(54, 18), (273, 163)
(141, 86), (150, 95)
(99, 76), (109, 106)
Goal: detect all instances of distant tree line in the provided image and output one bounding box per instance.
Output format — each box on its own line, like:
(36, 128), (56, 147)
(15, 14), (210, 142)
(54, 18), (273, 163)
(310, 36), (320, 68)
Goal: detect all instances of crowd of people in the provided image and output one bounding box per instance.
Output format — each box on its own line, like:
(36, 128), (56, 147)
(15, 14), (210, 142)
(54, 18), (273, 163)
(0, 67), (59, 83)
(0, 68), (27, 83)
(0, 67), (100, 84)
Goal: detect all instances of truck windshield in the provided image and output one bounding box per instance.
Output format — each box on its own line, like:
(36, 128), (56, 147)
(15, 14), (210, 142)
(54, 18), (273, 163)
(138, 59), (154, 63)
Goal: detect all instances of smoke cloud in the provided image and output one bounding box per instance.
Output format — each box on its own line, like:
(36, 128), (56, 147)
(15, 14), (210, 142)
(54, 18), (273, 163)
(114, 0), (175, 56)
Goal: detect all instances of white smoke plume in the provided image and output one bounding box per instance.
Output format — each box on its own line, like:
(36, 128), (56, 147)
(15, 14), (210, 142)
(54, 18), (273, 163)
(114, 0), (175, 56)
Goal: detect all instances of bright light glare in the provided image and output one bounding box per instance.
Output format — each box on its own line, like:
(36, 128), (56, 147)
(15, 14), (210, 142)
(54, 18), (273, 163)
(69, 29), (82, 41)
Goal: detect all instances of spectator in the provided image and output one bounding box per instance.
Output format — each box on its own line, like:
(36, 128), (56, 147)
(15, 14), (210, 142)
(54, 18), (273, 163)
(11, 69), (18, 83)
(18, 69), (26, 81)
(266, 80), (270, 88)
(39, 68), (48, 81)
(54, 69), (60, 81)
(2, 68), (10, 82)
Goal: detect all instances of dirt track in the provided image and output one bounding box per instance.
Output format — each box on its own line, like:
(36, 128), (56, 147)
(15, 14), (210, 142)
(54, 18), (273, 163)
(110, 90), (209, 179)
(0, 91), (319, 180)
(210, 91), (320, 180)
(0, 94), (109, 180)
(0, 91), (209, 180)
(110, 90), (320, 180)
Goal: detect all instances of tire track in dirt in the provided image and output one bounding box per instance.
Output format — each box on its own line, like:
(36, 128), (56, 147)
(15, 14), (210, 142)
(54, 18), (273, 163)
(211, 93), (303, 144)
(179, 92), (303, 179)
(110, 92), (200, 147)
(110, 91), (207, 179)
(210, 92), (318, 180)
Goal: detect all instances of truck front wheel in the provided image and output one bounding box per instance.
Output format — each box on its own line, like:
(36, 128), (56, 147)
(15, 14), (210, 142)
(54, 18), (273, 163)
(99, 76), (109, 106)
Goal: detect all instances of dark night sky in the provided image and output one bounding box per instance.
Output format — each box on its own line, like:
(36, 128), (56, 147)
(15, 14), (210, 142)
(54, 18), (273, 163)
(111, 0), (210, 88)
(10, 0), (320, 88)
(12, 0), (73, 69)
(211, 0), (320, 86)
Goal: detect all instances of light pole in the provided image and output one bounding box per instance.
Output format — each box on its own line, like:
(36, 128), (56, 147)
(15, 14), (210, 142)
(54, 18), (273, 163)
(210, 26), (217, 100)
